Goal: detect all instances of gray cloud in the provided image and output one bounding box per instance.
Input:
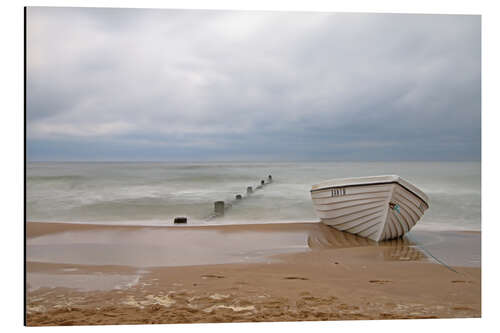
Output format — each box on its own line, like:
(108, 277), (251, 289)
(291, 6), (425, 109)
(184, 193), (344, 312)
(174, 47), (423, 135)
(26, 8), (481, 161)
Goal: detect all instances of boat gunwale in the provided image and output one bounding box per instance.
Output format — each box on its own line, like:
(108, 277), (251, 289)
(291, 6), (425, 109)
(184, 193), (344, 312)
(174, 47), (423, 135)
(310, 181), (429, 207)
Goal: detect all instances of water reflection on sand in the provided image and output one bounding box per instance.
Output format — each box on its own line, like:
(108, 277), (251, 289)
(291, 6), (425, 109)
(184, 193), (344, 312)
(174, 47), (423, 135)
(307, 223), (479, 267)
(27, 222), (479, 269)
(26, 222), (480, 292)
(307, 224), (426, 262)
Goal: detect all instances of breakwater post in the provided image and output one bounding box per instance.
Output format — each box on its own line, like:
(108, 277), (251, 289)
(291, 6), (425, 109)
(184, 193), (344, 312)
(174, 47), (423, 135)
(214, 201), (225, 216)
(174, 216), (187, 224)
(204, 175), (274, 221)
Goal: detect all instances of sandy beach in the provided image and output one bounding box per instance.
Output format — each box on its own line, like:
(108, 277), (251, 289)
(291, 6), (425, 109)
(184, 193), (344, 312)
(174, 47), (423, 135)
(26, 221), (481, 326)
(23, 4), (483, 328)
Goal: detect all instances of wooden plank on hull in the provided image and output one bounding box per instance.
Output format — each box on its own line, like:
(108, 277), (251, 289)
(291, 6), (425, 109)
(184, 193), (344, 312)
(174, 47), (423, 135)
(388, 216), (398, 239)
(333, 214), (382, 231)
(346, 219), (382, 235)
(364, 228), (380, 241)
(396, 199), (420, 222)
(317, 204), (385, 221)
(395, 203), (417, 229)
(314, 198), (386, 212)
(394, 192), (423, 218)
(390, 212), (408, 234)
(395, 187), (426, 213)
(390, 211), (404, 236)
(317, 202), (386, 219)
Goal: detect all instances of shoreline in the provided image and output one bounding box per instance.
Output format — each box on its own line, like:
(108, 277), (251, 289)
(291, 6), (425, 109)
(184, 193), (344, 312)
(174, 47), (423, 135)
(26, 220), (480, 239)
(26, 220), (481, 325)
(26, 220), (323, 238)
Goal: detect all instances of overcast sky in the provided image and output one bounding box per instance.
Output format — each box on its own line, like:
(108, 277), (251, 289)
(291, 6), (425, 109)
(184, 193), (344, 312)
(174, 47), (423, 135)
(26, 7), (480, 161)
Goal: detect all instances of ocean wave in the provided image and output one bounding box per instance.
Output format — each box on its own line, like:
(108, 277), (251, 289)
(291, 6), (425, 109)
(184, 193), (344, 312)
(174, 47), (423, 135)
(27, 175), (87, 182)
(26, 162), (481, 232)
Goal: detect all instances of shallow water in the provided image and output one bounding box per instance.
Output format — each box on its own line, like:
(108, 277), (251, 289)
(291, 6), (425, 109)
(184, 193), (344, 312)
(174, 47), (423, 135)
(27, 226), (310, 267)
(26, 222), (479, 291)
(27, 161), (480, 232)
(26, 223), (480, 269)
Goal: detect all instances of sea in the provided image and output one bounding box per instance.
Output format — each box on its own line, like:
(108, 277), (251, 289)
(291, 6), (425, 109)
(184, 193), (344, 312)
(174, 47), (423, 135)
(26, 161), (481, 232)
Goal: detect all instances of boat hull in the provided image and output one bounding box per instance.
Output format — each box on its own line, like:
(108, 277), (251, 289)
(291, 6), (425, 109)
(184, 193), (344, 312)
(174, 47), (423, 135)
(310, 179), (429, 241)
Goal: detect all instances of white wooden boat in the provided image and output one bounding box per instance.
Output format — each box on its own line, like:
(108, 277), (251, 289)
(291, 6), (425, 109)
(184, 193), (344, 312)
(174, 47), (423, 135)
(310, 175), (429, 241)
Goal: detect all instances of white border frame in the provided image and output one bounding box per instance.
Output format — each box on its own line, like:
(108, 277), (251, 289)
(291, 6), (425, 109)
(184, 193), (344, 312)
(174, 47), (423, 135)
(2, 1), (497, 332)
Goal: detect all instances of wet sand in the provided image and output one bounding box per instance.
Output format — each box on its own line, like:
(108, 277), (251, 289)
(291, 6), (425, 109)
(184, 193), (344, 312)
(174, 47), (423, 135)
(26, 221), (481, 326)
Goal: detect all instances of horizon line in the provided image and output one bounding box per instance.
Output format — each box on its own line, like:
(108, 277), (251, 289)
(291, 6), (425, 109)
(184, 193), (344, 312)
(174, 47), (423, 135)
(26, 159), (481, 163)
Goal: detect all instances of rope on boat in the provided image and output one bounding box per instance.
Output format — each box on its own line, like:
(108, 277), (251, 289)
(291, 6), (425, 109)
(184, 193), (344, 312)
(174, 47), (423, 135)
(405, 234), (459, 274)
(390, 205), (459, 274)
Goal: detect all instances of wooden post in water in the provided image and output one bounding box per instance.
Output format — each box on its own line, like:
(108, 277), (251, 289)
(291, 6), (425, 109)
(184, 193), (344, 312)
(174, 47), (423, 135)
(174, 217), (187, 224)
(236, 194), (242, 200)
(268, 175), (272, 182)
(261, 180), (265, 185)
(214, 201), (225, 216)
